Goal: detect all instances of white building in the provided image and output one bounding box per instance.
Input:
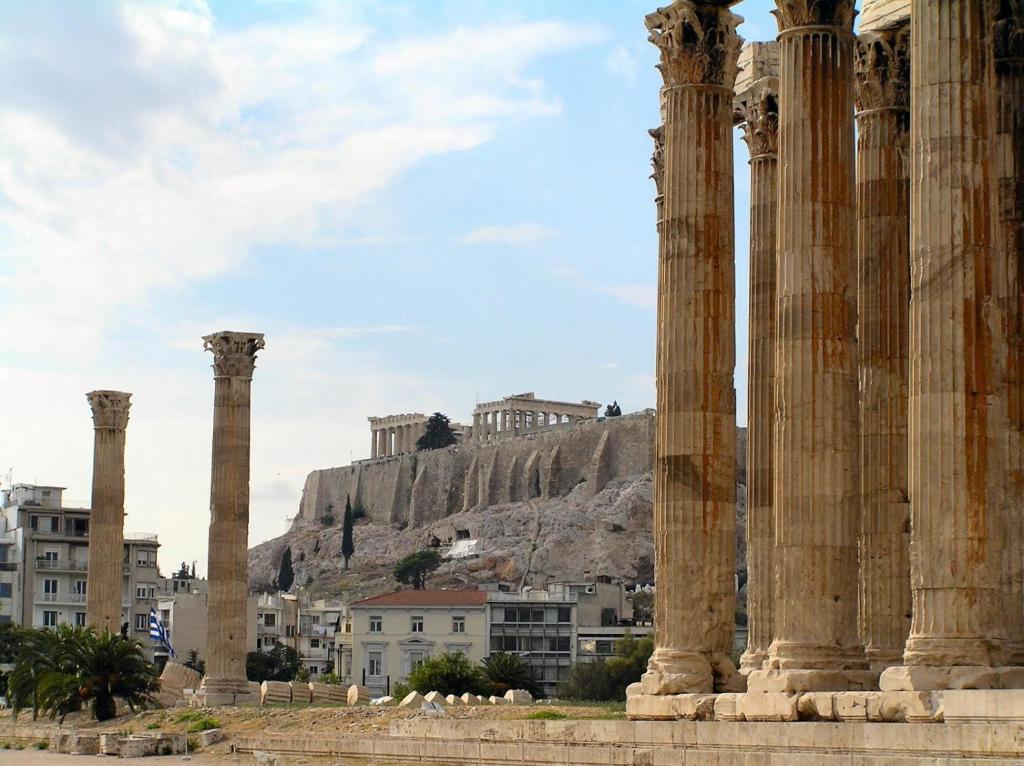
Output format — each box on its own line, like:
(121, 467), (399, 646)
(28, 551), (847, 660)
(297, 598), (350, 679)
(0, 484), (162, 655)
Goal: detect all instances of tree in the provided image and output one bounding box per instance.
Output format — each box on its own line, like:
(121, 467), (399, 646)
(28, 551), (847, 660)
(604, 401), (622, 417)
(246, 644), (301, 683)
(405, 653), (488, 696)
(480, 652), (541, 697)
(184, 649), (205, 677)
(416, 412), (457, 451)
(393, 549), (442, 590)
(628, 590), (653, 625)
(341, 495), (355, 570)
(558, 632), (652, 701)
(277, 547), (295, 592)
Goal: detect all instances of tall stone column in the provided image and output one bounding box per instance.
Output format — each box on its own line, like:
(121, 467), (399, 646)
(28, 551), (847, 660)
(199, 331), (264, 705)
(370, 429), (378, 460)
(881, 1), (1006, 687)
(734, 51), (779, 674)
(754, 0), (867, 689)
(85, 390), (131, 634)
(994, 2), (1024, 666)
(854, 24), (912, 674)
(377, 429), (387, 459)
(634, 0), (740, 700)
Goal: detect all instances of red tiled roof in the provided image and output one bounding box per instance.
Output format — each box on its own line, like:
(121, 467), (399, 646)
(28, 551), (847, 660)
(350, 589), (487, 608)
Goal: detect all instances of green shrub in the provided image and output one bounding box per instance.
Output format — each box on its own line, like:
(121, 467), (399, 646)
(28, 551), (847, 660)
(33, 741), (48, 750)
(524, 710), (567, 720)
(174, 709), (204, 723)
(481, 652), (541, 698)
(405, 652), (488, 697)
(558, 633), (653, 702)
(145, 722), (160, 730)
(186, 715), (221, 733)
(0, 742), (9, 749)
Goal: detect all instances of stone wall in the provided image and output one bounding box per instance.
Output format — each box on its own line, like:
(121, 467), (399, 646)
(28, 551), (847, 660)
(297, 412), (660, 528)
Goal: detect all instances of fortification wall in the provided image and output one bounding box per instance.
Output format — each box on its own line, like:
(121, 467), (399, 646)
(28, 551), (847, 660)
(297, 411), (658, 528)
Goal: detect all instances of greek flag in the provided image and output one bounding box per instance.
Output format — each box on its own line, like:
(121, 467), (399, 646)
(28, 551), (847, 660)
(149, 608), (176, 658)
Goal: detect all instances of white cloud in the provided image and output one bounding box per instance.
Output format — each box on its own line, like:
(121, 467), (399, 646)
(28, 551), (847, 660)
(606, 45), (639, 82)
(554, 265), (656, 310)
(460, 223), (560, 246)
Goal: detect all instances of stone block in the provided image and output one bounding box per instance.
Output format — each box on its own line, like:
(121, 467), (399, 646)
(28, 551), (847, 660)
(199, 729), (224, 747)
(50, 732), (71, 753)
(460, 692), (481, 705)
(639, 669), (711, 695)
(100, 733), (120, 755)
(261, 680), (292, 705)
(713, 693), (743, 721)
(69, 734), (100, 755)
(833, 691), (876, 721)
(997, 667), (1024, 689)
(796, 692), (836, 720)
(309, 682), (332, 703)
(399, 691), (425, 707)
(488, 695), (510, 705)
(875, 690), (943, 722)
(505, 689), (533, 705)
(118, 737), (158, 758)
(371, 695), (395, 706)
(943, 689), (1024, 722)
(348, 684), (372, 706)
(424, 691), (447, 705)
(746, 669), (851, 694)
(880, 664), (999, 691)
(735, 693), (799, 721)
(445, 694), (464, 705)
(290, 681), (311, 704)
(327, 684), (347, 703)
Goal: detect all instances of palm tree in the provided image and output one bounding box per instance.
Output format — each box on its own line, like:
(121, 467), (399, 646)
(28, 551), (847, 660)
(480, 652), (542, 698)
(9, 626), (66, 720)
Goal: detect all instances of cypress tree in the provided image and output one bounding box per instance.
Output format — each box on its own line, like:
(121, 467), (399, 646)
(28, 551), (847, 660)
(341, 495), (355, 570)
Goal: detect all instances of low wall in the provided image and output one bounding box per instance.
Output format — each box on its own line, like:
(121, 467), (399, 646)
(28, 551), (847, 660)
(228, 718), (1024, 765)
(298, 412), (659, 527)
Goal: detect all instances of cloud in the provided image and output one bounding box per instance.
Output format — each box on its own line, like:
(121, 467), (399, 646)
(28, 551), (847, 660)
(606, 45), (639, 82)
(460, 223), (560, 246)
(554, 265), (656, 310)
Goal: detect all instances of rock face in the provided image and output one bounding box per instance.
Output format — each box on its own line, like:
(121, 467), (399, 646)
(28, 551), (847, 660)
(249, 419), (747, 602)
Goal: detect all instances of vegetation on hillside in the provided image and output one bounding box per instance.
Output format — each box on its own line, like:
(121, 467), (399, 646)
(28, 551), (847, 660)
(393, 549), (442, 589)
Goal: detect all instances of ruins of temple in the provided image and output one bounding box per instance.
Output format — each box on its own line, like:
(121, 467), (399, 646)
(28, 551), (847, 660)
(471, 393), (601, 443)
(628, 0), (1024, 725)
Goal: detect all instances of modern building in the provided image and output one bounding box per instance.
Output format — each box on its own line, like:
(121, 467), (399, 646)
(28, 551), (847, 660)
(296, 598), (349, 678)
(349, 590), (489, 696)
(157, 584), (257, 667)
(255, 591), (297, 654)
(0, 484), (162, 654)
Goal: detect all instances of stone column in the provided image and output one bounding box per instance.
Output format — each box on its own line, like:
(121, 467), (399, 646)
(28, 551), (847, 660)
(994, 2), (1024, 666)
(754, 0), (867, 689)
(854, 24), (912, 673)
(377, 429), (387, 459)
(635, 0), (740, 699)
(880, 1), (1006, 688)
(734, 69), (779, 674)
(473, 412), (481, 442)
(199, 331), (264, 705)
(85, 390), (131, 634)
(370, 429), (378, 460)
(386, 427), (394, 457)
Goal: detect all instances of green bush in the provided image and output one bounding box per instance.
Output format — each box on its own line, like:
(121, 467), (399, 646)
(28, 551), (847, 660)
(319, 672), (342, 685)
(481, 652), (541, 698)
(405, 653), (488, 697)
(558, 633), (653, 702)
(523, 710), (567, 720)
(186, 715), (221, 733)
(33, 741), (48, 750)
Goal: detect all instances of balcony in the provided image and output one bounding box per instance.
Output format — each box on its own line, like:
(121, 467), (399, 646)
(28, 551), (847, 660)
(37, 592), (87, 604)
(36, 559), (88, 572)
(126, 532), (159, 543)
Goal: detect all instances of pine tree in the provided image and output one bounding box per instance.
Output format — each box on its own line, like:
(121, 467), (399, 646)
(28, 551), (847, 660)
(277, 547), (295, 592)
(416, 412), (457, 451)
(341, 495), (355, 570)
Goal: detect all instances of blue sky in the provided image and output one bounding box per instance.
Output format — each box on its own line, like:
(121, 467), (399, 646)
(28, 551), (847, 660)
(0, 0), (780, 573)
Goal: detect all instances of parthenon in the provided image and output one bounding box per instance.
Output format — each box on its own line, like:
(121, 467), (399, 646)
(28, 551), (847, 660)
(629, 0), (1024, 722)
(368, 413), (428, 459)
(472, 393), (600, 443)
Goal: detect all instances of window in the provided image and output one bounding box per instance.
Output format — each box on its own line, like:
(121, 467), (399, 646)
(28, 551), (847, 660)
(75, 612), (86, 627)
(557, 606), (571, 623)
(75, 580), (87, 595)
(0, 583), (11, 598)
(263, 613), (276, 627)
(286, 625), (295, 638)
(452, 616), (465, 633)
(409, 651), (427, 672)
(369, 616), (382, 633)
(411, 616), (423, 633)
(368, 651), (383, 677)
(136, 585), (155, 599)
(310, 638), (320, 648)
(310, 666), (318, 675)
(504, 607), (517, 623)
(43, 551), (58, 562)
(43, 611), (57, 627)
(136, 550), (156, 567)
(44, 578), (58, 595)
(134, 613), (147, 632)
(532, 608), (545, 623)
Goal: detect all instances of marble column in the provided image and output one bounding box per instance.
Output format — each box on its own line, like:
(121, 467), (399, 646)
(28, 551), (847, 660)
(370, 429), (378, 460)
(854, 24), (912, 674)
(637, 0), (740, 697)
(881, 1), (1005, 685)
(994, 2), (1024, 665)
(85, 390), (131, 634)
(735, 74), (779, 674)
(386, 427), (394, 457)
(756, 0), (866, 687)
(377, 429), (387, 459)
(200, 331), (264, 705)
(473, 413), (481, 442)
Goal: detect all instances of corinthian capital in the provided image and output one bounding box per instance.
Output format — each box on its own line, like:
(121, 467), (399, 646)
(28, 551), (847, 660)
(87, 390), (132, 430)
(203, 331), (266, 379)
(854, 24), (910, 112)
(995, 0), (1024, 67)
(736, 87), (779, 157)
(649, 125), (665, 197)
(646, 1), (743, 89)
(773, 0), (855, 33)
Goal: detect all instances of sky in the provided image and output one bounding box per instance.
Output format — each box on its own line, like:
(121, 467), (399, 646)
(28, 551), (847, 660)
(0, 0), (782, 575)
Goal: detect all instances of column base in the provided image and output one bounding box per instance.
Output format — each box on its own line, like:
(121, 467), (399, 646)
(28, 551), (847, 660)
(864, 646), (904, 675)
(739, 648), (768, 674)
(193, 690), (258, 707)
(640, 649), (713, 695)
(747, 668), (878, 693)
(879, 665), (1024, 691)
(765, 640), (868, 671)
(903, 636), (1002, 667)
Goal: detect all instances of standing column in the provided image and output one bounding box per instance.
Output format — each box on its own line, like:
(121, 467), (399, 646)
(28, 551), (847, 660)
(854, 25), (912, 673)
(881, 1), (1005, 687)
(994, 3), (1024, 665)
(734, 67), (779, 674)
(756, 0), (866, 687)
(473, 412), (481, 442)
(386, 427), (394, 457)
(377, 429), (387, 459)
(635, 0), (740, 699)
(370, 429), (378, 460)
(85, 390), (131, 634)
(199, 331), (264, 705)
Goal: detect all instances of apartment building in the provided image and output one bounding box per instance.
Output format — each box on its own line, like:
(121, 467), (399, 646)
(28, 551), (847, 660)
(255, 592), (297, 653)
(0, 484), (162, 655)
(157, 578), (256, 666)
(349, 590), (488, 696)
(297, 598), (349, 678)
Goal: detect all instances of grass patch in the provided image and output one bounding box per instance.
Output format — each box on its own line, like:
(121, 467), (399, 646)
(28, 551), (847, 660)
(523, 710), (568, 720)
(174, 709), (205, 723)
(186, 715), (221, 733)
(0, 743), (9, 750)
(33, 741), (49, 750)
(145, 722), (161, 730)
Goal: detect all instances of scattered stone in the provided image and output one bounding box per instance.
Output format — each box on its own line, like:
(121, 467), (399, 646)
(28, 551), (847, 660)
(460, 693), (481, 705)
(487, 695), (510, 705)
(444, 694), (464, 705)
(504, 689), (533, 705)
(399, 691), (426, 708)
(348, 685), (372, 706)
(736, 693), (799, 722)
(797, 692), (836, 721)
(371, 696), (395, 706)
(199, 728), (225, 747)
(713, 693), (742, 722)
(423, 691), (447, 705)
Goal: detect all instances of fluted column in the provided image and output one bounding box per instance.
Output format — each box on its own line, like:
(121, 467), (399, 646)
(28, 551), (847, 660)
(757, 0), (866, 685)
(995, 2), (1024, 666)
(377, 428), (386, 459)
(85, 390), (131, 634)
(637, 0), (740, 697)
(735, 75), (779, 674)
(881, 1), (1006, 684)
(370, 429), (378, 459)
(854, 24), (912, 674)
(200, 331), (264, 704)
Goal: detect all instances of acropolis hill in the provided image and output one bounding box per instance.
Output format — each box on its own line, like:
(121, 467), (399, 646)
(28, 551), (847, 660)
(247, 406), (747, 600)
